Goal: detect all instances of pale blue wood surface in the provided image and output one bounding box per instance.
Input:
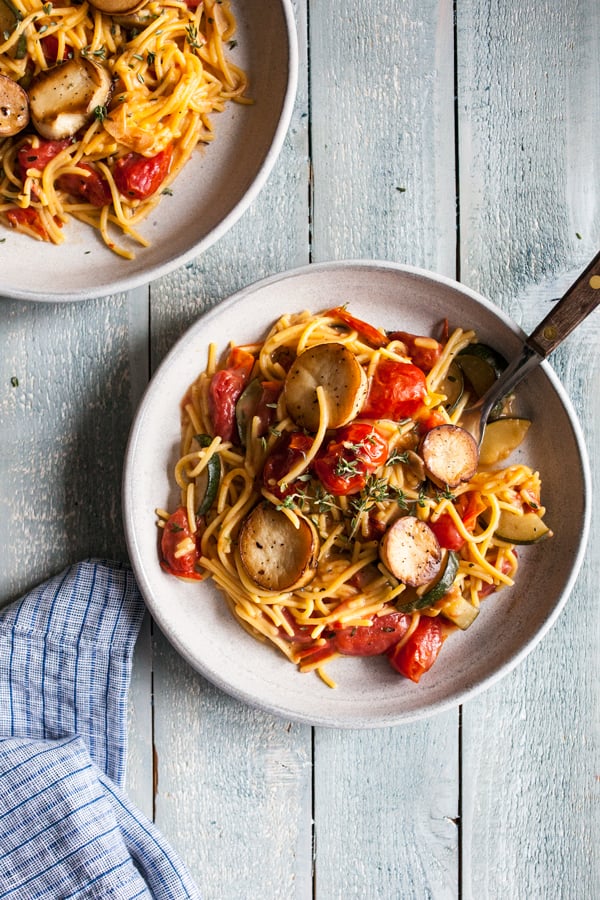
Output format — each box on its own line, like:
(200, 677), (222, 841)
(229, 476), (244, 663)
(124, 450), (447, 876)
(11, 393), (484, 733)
(0, 1), (598, 898)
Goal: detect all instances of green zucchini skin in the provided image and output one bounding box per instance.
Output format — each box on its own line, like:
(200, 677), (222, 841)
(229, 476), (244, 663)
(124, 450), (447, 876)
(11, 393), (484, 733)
(194, 434), (221, 516)
(396, 550), (460, 613)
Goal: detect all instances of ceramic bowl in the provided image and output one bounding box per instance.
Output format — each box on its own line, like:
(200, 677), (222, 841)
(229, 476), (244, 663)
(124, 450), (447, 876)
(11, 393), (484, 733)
(1, 0), (298, 302)
(123, 261), (590, 727)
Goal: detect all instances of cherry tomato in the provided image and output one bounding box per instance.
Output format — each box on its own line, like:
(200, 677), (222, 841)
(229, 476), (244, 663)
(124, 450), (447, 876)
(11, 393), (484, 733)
(57, 164), (112, 207)
(361, 359), (427, 421)
(478, 556), (514, 599)
(160, 507), (203, 579)
(6, 207), (52, 240)
(387, 330), (443, 371)
(253, 380), (282, 438)
(40, 34), (73, 62)
(114, 145), (173, 200)
(208, 347), (255, 442)
(275, 608), (316, 645)
(415, 407), (447, 433)
(387, 615), (445, 682)
(429, 513), (465, 551)
(455, 491), (486, 530)
(262, 431), (314, 499)
(326, 307), (387, 348)
(313, 422), (389, 496)
(332, 611), (411, 656)
(18, 139), (72, 178)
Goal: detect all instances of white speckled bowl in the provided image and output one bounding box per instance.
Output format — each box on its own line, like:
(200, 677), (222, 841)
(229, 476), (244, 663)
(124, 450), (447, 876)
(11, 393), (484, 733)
(1, 0), (298, 302)
(123, 261), (591, 727)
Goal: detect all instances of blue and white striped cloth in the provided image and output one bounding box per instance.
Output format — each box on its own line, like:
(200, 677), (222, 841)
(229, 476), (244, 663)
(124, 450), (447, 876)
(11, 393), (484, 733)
(0, 559), (201, 899)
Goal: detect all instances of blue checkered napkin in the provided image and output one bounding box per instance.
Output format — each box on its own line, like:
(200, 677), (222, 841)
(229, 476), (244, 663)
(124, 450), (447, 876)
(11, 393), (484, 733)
(0, 559), (201, 900)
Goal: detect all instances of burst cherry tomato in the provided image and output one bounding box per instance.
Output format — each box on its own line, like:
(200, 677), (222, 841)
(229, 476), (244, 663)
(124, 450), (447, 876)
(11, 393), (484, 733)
(387, 615), (445, 682)
(160, 507), (203, 579)
(262, 431), (314, 499)
(326, 307), (388, 348)
(387, 330), (443, 371)
(114, 145), (173, 200)
(429, 513), (465, 551)
(208, 347), (255, 442)
(313, 422), (389, 495)
(57, 164), (112, 207)
(6, 207), (52, 240)
(17, 139), (72, 178)
(40, 34), (73, 62)
(332, 611), (411, 656)
(361, 359), (427, 421)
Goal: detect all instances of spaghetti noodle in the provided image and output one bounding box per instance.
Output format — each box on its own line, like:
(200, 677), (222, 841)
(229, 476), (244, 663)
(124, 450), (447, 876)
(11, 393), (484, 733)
(0, 0), (248, 257)
(157, 307), (552, 687)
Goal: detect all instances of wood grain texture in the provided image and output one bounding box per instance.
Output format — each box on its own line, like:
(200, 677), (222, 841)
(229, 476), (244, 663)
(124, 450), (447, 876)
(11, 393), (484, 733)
(309, 3), (460, 898)
(147, 4), (314, 896)
(309, 0), (456, 276)
(456, 1), (600, 897)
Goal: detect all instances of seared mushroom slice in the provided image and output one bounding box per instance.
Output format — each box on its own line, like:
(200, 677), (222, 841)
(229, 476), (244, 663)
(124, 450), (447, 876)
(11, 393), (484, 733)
(420, 424), (479, 489)
(87, 0), (147, 13)
(0, 74), (29, 136)
(238, 503), (319, 592)
(29, 58), (112, 141)
(284, 342), (368, 433)
(379, 515), (442, 587)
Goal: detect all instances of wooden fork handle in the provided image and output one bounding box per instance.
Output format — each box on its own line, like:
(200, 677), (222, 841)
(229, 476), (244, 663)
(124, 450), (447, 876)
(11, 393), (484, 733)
(527, 250), (600, 357)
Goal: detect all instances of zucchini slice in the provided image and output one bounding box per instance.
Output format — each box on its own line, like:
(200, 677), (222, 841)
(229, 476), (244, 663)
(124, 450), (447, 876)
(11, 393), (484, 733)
(397, 550), (459, 612)
(458, 343), (507, 395)
(492, 508), (552, 544)
(439, 361), (464, 413)
(192, 434), (221, 516)
(235, 378), (262, 447)
(479, 417), (531, 466)
(439, 592), (479, 630)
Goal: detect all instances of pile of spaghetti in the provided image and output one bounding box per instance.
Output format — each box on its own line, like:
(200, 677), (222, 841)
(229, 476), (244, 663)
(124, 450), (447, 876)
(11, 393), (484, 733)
(0, 0), (248, 257)
(157, 307), (551, 688)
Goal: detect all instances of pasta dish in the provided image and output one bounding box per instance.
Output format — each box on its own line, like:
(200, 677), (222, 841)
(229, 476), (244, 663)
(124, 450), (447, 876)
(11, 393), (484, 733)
(156, 307), (552, 688)
(0, 0), (248, 257)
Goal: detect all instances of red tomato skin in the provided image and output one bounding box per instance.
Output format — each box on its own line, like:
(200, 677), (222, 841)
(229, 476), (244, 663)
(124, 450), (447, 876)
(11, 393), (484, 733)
(429, 513), (465, 551)
(326, 307), (387, 348)
(387, 330), (443, 372)
(361, 359), (427, 421)
(57, 164), (112, 207)
(160, 507), (203, 579)
(208, 348), (255, 442)
(18, 139), (72, 177)
(40, 34), (73, 62)
(6, 207), (51, 240)
(313, 422), (389, 496)
(333, 611), (411, 656)
(387, 616), (445, 682)
(253, 380), (282, 438)
(114, 146), (173, 200)
(262, 431), (314, 499)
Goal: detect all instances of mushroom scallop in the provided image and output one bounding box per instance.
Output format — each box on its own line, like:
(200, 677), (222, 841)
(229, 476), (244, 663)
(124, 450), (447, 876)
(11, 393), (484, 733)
(420, 424), (479, 489)
(28, 58), (112, 141)
(238, 503), (320, 593)
(0, 74), (29, 136)
(283, 342), (368, 433)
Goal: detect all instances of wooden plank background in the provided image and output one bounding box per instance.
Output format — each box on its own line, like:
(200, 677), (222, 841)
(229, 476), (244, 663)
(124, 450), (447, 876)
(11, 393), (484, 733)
(0, 0), (598, 897)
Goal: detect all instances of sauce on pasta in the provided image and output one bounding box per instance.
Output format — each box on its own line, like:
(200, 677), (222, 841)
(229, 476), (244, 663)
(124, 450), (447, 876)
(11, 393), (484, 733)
(157, 307), (552, 688)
